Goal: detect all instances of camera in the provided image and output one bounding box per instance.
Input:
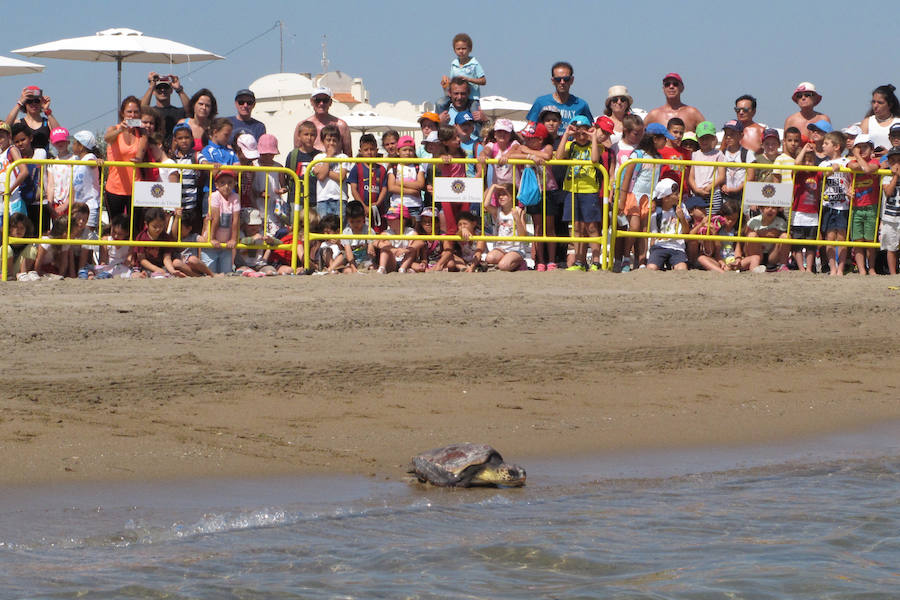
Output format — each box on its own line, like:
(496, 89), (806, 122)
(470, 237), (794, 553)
(156, 75), (172, 84)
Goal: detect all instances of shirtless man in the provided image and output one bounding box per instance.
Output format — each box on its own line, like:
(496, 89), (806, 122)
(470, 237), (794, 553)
(644, 73), (705, 133)
(293, 86), (351, 155)
(783, 82), (831, 133)
(734, 94), (765, 153)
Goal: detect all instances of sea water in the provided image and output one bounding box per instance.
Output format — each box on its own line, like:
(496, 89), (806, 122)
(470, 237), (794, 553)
(1, 425), (899, 599)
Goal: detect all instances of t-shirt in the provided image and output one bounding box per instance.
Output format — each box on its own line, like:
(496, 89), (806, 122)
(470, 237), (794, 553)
(493, 207), (524, 253)
(792, 171), (822, 226)
(156, 104), (186, 138)
(746, 214), (787, 234)
(650, 207), (685, 251)
(388, 164), (423, 208)
(659, 146), (690, 188)
(723, 147), (755, 191)
(773, 153), (796, 183)
(341, 225), (371, 259)
(133, 229), (173, 268)
(72, 153), (101, 226)
(753, 154), (781, 183)
(526, 94), (593, 130)
(691, 149), (725, 190)
(252, 161), (285, 234)
(450, 57), (486, 100)
(851, 159), (880, 208)
(208, 189), (241, 243)
(383, 226), (417, 248)
(315, 153), (350, 202)
(627, 149), (658, 197)
(447, 99), (482, 139)
(228, 116), (266, 142)
(46, 159), (73, 218)
(285, 147), (321, 207)
(484, 141), (520, 185)
(199, 142), (239, 166)
(346, 163), (387, 208)
(562, 141), (600, 194)
(162, 151), (201, 211)
(881, 175), (900, 224)
(820, 158), (850, 210)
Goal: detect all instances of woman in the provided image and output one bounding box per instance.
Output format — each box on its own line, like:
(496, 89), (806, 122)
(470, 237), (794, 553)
(603, 85), (633, 145)
(860, 84), (900, 152)
(103, 96), (148, 230)
(5, 86), (61, 152)
(181, 88), (217, 148)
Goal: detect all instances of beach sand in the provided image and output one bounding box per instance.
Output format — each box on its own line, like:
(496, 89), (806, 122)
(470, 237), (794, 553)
(2, 271), (900, 487)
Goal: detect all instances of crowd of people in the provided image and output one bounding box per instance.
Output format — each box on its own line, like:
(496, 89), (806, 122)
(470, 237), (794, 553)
(3, 32), (900, 280)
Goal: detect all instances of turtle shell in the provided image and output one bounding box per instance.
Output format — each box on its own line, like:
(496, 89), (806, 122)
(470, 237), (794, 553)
(410, 443), (502, 487)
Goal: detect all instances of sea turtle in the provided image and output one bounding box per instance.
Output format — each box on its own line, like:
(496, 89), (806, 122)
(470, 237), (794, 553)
(409, 443), (526, 487)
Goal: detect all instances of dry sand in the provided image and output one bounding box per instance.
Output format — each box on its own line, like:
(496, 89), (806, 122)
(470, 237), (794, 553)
(2, 271), (900, 487)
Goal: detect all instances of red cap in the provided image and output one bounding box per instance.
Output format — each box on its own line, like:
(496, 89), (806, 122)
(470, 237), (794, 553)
(215, 169), (237, 182)
(594, 116), (615, 135)
(521, 122), (549, 139)
(662, 73), (683, 85)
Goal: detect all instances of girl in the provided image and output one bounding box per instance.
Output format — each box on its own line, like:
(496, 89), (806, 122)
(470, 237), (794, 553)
(33, 218), (70, 276)
(71, 131), (102, 232)
(11, 123), (47, 232)
(386, 135), (425, 218)
(0, 122), (27, 220)
(478, 118), (519, 188)
(182, 88), (218, 147)
(200, 169), (241, 274)
(435, 125), (468, 236)
(253, 134), (288, 235)
(5, 86), (61, 152)
(139, 107), (166, 182)
(620, 127), (666, 269)
(46, 127), (74, 220)
(695, 200), (741, 273)
(509, 123), (556, 270)
(7, 213), (36, 280)
(376, 207), (417, 273)
(90, 214), (133, 279)
(409, 207), (444, 272)
(103, 95), (148, 226)
(132, 207), (182, 278)
(172, 210), (214, 277)
(483, 183), (527, 271)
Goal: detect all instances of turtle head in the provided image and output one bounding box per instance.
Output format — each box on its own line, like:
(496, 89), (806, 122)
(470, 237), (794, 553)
(471, 462), (526, 487)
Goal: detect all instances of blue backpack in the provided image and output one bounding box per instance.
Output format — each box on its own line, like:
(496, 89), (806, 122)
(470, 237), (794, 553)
(516, 167), (541, 207)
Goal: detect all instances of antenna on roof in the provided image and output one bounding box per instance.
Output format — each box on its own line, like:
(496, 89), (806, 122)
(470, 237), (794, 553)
(278, 20), (284, 73)
(321, 35), (329, 73)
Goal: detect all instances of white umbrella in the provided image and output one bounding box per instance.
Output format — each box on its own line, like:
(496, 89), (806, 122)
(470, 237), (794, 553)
(343, 111), (419, 133)
(479, 95), (533, 121)
(0, 56), (44, 76)
(14, 28), (223, 107)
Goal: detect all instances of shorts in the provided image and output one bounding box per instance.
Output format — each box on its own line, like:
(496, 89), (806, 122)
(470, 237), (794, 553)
(790, 224), (818, 250)
(562, 192), (603, 223)
(648, 245), (688, 269)
(821, 207), (848, 235)
(624, 192), (651, 219)
(850, 205), (877, 241)
(200, 247), (233, 273)
(317, 199), (342, 218)
(525, 188), (561, 217)
(880, 221), (900, 251)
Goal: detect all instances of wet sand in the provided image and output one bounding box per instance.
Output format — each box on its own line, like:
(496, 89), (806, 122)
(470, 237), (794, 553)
(2, 271), (900, 486)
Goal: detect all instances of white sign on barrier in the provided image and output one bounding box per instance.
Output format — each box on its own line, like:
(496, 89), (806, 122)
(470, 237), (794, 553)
(433, 177), (483, 204)
(132, 181), (182, 210)
(744, 181), (793, 208)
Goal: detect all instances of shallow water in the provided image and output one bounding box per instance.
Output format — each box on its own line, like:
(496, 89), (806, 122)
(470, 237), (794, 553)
(2, 426), (899, 599)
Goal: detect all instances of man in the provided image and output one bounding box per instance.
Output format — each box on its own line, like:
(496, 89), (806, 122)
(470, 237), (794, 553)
(644, 73), (705, 133)
(293, 86), (351, 155)
(784, 82), (831, 133)
(229, 88), (266, 142)
(140, 71), (190, 138)
(526, 62), (592, 131)
(439, 77), (485, 132)
(733, 94), (765, 153)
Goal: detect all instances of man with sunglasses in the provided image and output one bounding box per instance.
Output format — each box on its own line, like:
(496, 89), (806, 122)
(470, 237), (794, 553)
(733, 94), (765, 153)
(783, 82), (831, 135)
(229, 88), (267, 144)
(645, 73), (705, 133)
(140, 71), (190, 139)
(294, 86), (351, 155)
(526, 62), (592, 131)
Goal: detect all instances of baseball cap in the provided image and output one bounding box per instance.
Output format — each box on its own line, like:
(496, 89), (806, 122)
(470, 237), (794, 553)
(646, 122), (675, 140)
(423, 131), (439, 144)
(852, 133), (874, 147)
(594, 116), (615, 135)
(792, 82), (822, 104)
(73, 130), (97, 149)
(662, 73), (683, 85)
(537, 105), (562, 121)
(653, 178), (678, 200)
(722, 119), (744, 132)
(234, 88), (256, 101)
(570, 115), (591, 127)
(215, 169), (237, 182)
(385, 206), (412, 220)
(241, 207), (263, 226)
(807, 120), (833, 134)
(311, 86), (332, 99)
(842, 124), (862, 137)
(172, 122), (192, 136)
(521, 123), (549, 139)
(236, 133), (259, 159)
(420, 206), (436, 218)
(49, 127), (69, 144)
(397, 135), (415, 149)
(684, 196), (709, 212)
(0, 122), (10, 134)
(889, 123), (900, 138)
(762, 127), (780, 141)
(681, 132), (700, 147)
(418, 111), (440, 124)
(494, 118), (515, 132)
(885, 147), (900, 160)
(696, 121), (716, 138)
(257, 133), (279, 155)
(454, 111), (475, 126)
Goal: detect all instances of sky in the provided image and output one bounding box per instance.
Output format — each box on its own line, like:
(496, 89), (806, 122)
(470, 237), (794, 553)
(2, 1), (894, 136)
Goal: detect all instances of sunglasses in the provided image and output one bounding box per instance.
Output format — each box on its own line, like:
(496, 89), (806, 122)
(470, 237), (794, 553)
(663, 80), (680, 88)
(313, 97), (331, 104)
(236, 99), (255, 106)
(552, 76), (573, 83)
(24, 98), (41, 105)
(609, 96), (629, 104)
(797, 92), (816, 98)
(155, 84), (171, 93)
(734, 106), (752, 113)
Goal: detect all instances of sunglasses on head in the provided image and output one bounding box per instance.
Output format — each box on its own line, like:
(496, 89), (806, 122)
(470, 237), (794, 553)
(552, 76), (572, 83)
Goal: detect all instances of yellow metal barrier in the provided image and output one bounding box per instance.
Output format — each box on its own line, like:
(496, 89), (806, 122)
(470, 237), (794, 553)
(301, 156), (611, 271)
(2, 158), (301, 281)
(608, 157), (890, 271)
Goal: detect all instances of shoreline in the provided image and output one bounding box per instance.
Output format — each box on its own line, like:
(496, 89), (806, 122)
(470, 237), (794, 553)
(3, 271), (900, 487)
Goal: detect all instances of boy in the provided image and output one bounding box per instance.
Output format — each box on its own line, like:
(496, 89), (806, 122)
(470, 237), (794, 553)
(166, 123), (202, 233)
(806, 130), (849, 275)
(789, 150), (822, 273)
(846, 134), (881, 274)
(455, 111), (481, 177)
(347, 133), (387, 230)
(11, 122), (48, 231)
(720, 120), (755, 204)
(775, 126), (803, 183)
(554, 115), (602, 271)
(312, 124), (349, 218)
(437, 33), (486, 113)
(687, 121), (725, 215)
(879, 147), (900, 274)
(806, 120), (832, 163)
(436, 211), (485, 272)
(132, 207), (182, 278)
(417, 112), (440, 159)
(647, 178), (689, 271)
(753, 128), (782, 183)
(285, 120), (321, 212)
(659, 117), (690, 191)
(739, 205), (789, 272)
(333, 200), (376, 273)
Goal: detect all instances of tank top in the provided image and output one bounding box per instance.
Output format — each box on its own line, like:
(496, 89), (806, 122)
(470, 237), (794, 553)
(494, 207), (523, 253)
(865, 115), (900, 150)
(20, 117), (50, 152)
(105, 131), (142, 195)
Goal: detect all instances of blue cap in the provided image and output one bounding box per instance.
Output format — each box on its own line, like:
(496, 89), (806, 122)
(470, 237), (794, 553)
(722, 119), (744, 132)
(807, 120), (833, 134)
(454, 111), (474, 125)
(646, 122), (675, 140)
(173, 122), (192, 135)
(570, 115), (591, 127)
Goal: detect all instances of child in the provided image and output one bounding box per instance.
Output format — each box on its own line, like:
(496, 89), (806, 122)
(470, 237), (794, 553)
(509, 122), (557, 270)
(416, 112), (440, 159)
(71, 130), (101, 232)
(753, 129), (782, 183)
(437, 33), (486, 113)
(7, 213), (37, 279)
(738, 205), (789, 272)
(165, 123), (203, 233)
(253, 134), (288, 235)
(647, 178), (689, 271)
(789, 149), (822, 273)
(806, 120), (832, 163)
(312, 124), (349, 218)
(46, 127), (74, 220)
(621, 123), (670, 270)
(694, 200), (741, 273)
(554, 115), (603, 271)
(847, 134), (881, 275)
(687, 121), (725, 217)
(347, 133), (388, 230)
(775, 126), (803, 183)
(659, 117), (690, 190)
(11, 122), (48, 232)
(435, 211), (485, 272)
(172, 209), (213, 276)
(201, 169), (240, 274)
(285, 120), (321, 212)
(810, 130), (850, 275)
(332, 200), (376, 273)
(479, 118), (519, 188)
(482, 183), (527, 271)
(433, 125), (469, 235)
(68, 202), (98, 277)
(199, 117), (239, 214)
(410, 207), (444, 272)
(880, 148), (900, 274)
(375, 206), (417, 273)
(315, 214), (342, 272)
(132, 207), (182, 277)
(234, 133), (258, 209)
(381, 130), (399, 160)
(611, 114), (644, 271)
(386, 135), (425, 219)
(720, 120), (755, 205)
(234, 208), (270, 273)
(33, 218), (70, 276)
(0, 122), (27, 222)
(268, 213), (318, 275)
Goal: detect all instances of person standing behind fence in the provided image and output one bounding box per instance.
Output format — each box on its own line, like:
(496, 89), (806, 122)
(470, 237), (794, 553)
(5, 86), (60, 153)
(620, 123), (670, 270)
(46, 128), (74, 221)
(312, 124), (349, 219)
(163, 123), (202, 233)
(879, 148), (900, 274)
(347, 134), (387, 231)
(687, 121), (725, 214)
(509, 122), (556, 271)
(789, 149), (822, 273)
(386, 135), (425, 220)
(0, 122), (27, 220)
(12, 123), (48, 232)
(285, 121), (321, 213)
(103, 96), (148, 228)
(846, 135), (881, 275)
(201, 170), (241, 274)
(71, 131), (101, 233)
(720, 120), (755, 207)
(784, 82), (831, 135)
(526, 62), (592, 131)
(808, 131), (850, 276)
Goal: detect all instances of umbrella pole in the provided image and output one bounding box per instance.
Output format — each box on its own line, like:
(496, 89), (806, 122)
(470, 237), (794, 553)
(117, 58), (122, 109)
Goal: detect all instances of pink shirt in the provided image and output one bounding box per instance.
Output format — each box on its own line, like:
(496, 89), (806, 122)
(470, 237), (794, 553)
(208, 190), (240, 243)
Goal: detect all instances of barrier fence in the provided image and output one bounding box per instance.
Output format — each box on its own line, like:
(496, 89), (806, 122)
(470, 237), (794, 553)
(610, 158), (892, 271)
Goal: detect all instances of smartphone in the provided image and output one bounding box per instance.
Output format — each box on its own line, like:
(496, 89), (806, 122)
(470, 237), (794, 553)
(125, 118), (142, 128)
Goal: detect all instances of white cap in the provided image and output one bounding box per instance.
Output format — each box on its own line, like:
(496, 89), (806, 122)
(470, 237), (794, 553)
(424, 131), (439, 144)
(73, 130), (97, 150)
(236, 133), (259, 159)
(311, 86), (333, 99)
(653, 178), (678, 200)
(853, 133), (874, 147)
(842, 124), (862, 137)
(241, 207), (263, 225)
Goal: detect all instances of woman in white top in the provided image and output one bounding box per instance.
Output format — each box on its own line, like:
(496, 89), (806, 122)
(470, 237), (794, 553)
(860, 84), (900, 151)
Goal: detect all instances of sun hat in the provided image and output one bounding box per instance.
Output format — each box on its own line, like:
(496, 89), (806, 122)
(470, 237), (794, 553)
(807, 120), (833, 134)
(215, 169), (237, 182)
(695, 121), (716, 138)
(792, 82), (822, 105)
(852, 133), (874, 147)
(397, 135), (415, 149)
(605, 85), (633, 107)
(646, 122), (675, 140)
(49, 127), (69, 144)
(236, 133), (259, 159)
(257, 133), (279, 155)
(418, 111), (440, 124)
(73, 130), (97, 149)
(570, 115), (591, 127)
(494, 118), (514, 132)
(653, 178), (678, 200)
(594, 116), (615, 135)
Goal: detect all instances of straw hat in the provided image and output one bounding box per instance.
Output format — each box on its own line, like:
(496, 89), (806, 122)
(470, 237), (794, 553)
(605, 85), (633, 109)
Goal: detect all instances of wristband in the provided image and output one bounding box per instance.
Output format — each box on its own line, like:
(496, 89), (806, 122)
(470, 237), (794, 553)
(43, 108), (52, 116)
(174, 87), (183, 94)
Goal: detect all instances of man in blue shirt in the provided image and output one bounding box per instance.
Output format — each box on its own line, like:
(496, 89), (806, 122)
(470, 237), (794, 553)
(526, 62), (592, 131)
(228, 88), (267, 143)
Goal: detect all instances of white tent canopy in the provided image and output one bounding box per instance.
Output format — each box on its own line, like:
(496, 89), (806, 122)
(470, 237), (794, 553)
(479, 95), (533, 121)
(342, 111), (419, 133)
(0, 56), (44, 76)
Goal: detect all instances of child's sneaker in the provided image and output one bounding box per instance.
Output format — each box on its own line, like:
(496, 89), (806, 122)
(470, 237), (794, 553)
(612, 258), (622, 273)
(546, 262), (558, 271)
(621, 258), (632, 272)
(565, 262), (586, 272)
(536, 263), (547, 272)
(589, 262), (601, 271)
